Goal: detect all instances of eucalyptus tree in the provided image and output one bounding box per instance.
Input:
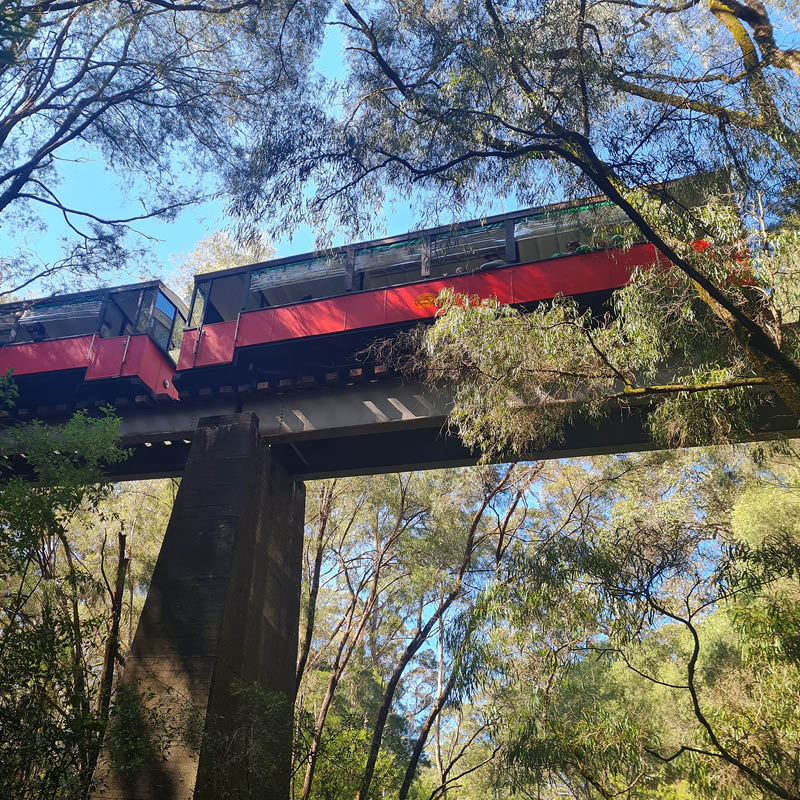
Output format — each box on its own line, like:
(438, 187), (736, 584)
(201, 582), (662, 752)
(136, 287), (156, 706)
(0, 364), (182, 798)
(480, 449), (800, 800)
(228, 0), (800, 448)
(294, 465), (538, 800)
(0, 0), (323, 296)
(0, 410), (130, 798)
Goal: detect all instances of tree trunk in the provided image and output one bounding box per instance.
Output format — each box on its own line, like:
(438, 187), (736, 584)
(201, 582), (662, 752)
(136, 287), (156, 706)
(97, 531), (129, 728)
(582, 164), (800, 419)
(55, 529), (91, 779)
(397, 653), (457, 799)
(301, 579), (379, 800)
(85, 531), (128, 797)
(296, 481), (335, 694)
(354, 470), (511, 800)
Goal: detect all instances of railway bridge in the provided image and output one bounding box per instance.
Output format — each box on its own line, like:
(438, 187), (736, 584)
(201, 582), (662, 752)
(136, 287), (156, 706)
(81, 377), (800, 800)
(2, 192), (796, 798)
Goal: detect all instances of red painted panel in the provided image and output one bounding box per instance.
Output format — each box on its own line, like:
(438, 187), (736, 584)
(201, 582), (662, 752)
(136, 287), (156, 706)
(195, 321), (237, 367)
(384, 275), (472, 324)
(343, 291), (387, 330)
(0, 336), (93, 376)
(511, 244), (656, 304)
(177, 329), (199, 371)
(86, 336), (127, 379)
(467, 270), (514, 304)
(117, 335), (178, 399)
(271, 297), (349, 342)
(510, 258), (580, 303)
(236, 309), (274, 348)
(624, 243), (660, 271)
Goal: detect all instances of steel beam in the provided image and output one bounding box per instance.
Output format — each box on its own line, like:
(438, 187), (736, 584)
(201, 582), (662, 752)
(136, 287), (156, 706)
(98, 379), (799, 480)
(5, 378), (798, 481)
(116, 380), (451, 444)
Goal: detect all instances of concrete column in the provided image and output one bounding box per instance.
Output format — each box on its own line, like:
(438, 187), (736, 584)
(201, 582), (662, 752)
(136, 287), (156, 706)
(93, 413), (305, 800)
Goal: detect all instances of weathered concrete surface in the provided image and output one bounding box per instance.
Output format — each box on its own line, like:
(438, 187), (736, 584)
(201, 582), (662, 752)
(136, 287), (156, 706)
(103, 388), (799, 480)
(93, 413), (305, 800)
(4, 377), (797, 480)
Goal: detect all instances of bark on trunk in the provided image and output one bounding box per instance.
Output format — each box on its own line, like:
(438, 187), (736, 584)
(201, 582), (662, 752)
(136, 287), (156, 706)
(85, 531), (128, 797)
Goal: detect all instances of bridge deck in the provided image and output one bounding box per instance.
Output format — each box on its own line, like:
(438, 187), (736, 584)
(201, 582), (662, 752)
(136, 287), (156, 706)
(97, 378), (796, 479)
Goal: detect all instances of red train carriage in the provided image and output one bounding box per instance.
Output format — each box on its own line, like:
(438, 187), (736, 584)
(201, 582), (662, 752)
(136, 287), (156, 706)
(0, 196), (666, 411)
(0, 281), (187, 411)
(174, 199), (660, 393)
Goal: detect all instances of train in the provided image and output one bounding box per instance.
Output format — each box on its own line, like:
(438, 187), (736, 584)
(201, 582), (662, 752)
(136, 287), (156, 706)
(0, 281), (186, 410)
(0, 196), (661, 414)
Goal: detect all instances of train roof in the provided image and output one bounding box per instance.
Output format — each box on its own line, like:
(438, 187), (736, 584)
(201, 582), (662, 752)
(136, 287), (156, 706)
(189, 172), (726, 285)
(0, 279), (188, 316)
(191, 193), (613, 284)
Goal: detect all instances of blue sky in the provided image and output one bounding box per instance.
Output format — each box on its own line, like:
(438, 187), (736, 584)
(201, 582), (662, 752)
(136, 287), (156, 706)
(2, 17), (513, 296)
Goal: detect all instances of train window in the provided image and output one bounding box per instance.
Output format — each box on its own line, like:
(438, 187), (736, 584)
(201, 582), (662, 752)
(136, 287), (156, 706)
(13, 297), (103, 343)
(169, 308), (186, 362)
(150, 291), (177, 349)
(356, 239), (423, 290)
(100, 290), (139, 338)
(246, 255), (345, 309)
(515, 215), (571, 262)
(136, 288), (157, 334)
(189, 281), (208, 327)
(428, 222), (506, 277)
(124, 287), (185, 355)
(204, 273), (246, 323)
(0, 308), (20, 344)
(515, 203), (630, 262)
(188, 275), (247, 327)
(587, 203), (637, 244)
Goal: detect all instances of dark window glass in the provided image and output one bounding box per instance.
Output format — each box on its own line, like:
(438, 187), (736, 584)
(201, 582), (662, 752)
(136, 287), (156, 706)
(427, 223), (506, 277)
(150, 291), (177, 349)
(155, 292), (177, 320)
(514, 203), (631, 261)
(0, 308), (20, 344)
(515, 215), (569, 262)
(101, 289), (139, 338)
(204, 273), (247, 322)
(356, 240), (423, 290)
(136, 289), (157, 333)
(169, 310), (186, 363)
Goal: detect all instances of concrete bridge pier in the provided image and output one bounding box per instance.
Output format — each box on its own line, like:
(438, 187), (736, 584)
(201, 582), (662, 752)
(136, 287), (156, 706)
(93, 412), (305, 800)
